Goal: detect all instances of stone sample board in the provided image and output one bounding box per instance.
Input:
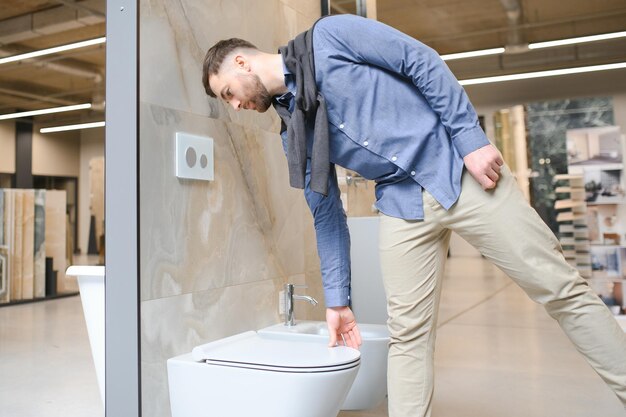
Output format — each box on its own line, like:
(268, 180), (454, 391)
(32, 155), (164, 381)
(0, 189), (4, 246)
(21, 190), (35, 300)
(90, 157), (105, 252)
(2, 190), (13, 303)
(11, 190), (23, 301)
(45, 190), (66, 293)
(34, 190), (46, 298)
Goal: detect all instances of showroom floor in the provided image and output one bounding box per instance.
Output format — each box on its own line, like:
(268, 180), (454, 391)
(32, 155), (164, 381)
(1, 257), (624, 417)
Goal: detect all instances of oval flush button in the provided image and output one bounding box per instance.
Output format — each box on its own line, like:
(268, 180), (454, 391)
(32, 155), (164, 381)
(186, 146), (197, 168)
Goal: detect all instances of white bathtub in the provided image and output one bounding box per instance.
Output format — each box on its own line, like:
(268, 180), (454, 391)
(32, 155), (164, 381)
(66, 265), (105, 405)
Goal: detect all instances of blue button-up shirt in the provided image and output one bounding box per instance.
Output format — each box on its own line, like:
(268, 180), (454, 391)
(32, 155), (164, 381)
(275, 14), (490, 307)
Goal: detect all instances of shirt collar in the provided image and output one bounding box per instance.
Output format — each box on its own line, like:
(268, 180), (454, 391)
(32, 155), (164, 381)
(274, 52), (296, 106)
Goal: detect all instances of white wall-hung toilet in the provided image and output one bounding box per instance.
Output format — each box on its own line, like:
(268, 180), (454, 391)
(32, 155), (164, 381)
(258, 321), (390, 410)
(167, 331), (361, 417)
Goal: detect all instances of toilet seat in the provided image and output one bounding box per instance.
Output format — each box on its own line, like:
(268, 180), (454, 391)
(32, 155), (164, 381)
(192, 331), (361, 373)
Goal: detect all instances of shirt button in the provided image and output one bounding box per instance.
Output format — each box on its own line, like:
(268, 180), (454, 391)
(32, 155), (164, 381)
(391, 156), (397, 162)
(363, 141), (369, 146)
(339, 123), (345, 129)
(411, 171), (416, 176)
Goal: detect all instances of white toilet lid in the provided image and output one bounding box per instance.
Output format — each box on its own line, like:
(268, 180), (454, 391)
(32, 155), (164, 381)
(192, 331), (360, 372)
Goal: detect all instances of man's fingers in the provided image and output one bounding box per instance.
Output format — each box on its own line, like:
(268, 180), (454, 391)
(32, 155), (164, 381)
(327, 325), (338, 347)
(341, 325), (361, 350)
(486, 168), (499, 184)
(482, 176), (496, 190)
(496, 155), (504, 166)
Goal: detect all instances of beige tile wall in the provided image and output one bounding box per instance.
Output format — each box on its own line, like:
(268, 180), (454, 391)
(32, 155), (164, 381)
(138, 1), (323, 416)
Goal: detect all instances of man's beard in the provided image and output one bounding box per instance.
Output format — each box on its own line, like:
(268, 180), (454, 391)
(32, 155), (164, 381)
(240, 73), (272, 112)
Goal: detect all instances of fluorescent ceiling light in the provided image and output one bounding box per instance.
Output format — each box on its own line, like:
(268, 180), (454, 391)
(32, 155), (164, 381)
(529, 31), (626, 49)
(441, 47), (505, 61)
(441, 30), (626, 61)
(40, 121), (105, 133)
(0, 37), (106, 65)
(0, 103), (92, 120)
(459, 62), (626, 86)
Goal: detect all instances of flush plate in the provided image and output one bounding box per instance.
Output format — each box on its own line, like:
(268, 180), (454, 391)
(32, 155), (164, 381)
(175, 132), (214, 181)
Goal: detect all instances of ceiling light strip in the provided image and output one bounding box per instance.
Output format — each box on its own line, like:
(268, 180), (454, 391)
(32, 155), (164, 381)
(40, 121), (105, 133)
(441, 47), (505, 61)
(0, 37), (106, 65)
(440, 30), (626, 61)
(528, 31), (626, 49)
(0, 103), (92, 120)
(459, 62), (626, 86)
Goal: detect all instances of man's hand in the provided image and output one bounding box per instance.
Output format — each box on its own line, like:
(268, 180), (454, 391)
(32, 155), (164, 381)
(326, 306), (362, 350)
(463, 144), (504, 190)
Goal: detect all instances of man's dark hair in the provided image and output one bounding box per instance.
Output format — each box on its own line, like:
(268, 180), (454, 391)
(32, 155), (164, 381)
(202, 38), (258, 97)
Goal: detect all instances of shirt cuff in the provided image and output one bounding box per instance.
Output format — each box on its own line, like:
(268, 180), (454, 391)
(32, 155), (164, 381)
(324, 287), (351, 308)
(452, 126), (491, 158)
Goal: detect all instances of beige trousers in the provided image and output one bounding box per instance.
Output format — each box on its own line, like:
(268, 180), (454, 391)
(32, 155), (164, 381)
(378, 165), (626, 417)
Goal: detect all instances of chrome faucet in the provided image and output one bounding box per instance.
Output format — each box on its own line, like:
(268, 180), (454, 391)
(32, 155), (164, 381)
(284, 283), (318, 326)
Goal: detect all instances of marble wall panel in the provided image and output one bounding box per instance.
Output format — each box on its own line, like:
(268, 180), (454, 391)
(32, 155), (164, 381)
(230, 127), (306, 277)
(140, 104), (288, 300)
(138, 1), (323, 415)
(139, 0), (319, 131)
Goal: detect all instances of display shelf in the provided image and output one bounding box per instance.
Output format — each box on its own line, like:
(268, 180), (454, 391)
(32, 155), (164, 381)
(554, 173), (591, 278)
(556, 212), (586, 222)
(554, 199), (586, 209)
(0, 291), (78, 308)
(555, 186), (583, 193)
(569, 162), (623, 170)
(565, 127), (626, 309)
(587, 197), (626, 205)
(554, 174), (584, 181)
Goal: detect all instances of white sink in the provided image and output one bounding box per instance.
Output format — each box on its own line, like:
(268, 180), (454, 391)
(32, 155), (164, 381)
(258, 321), (389, 410)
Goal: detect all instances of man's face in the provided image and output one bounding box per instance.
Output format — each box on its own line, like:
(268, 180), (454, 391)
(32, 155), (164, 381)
(209, 62), (272, 113)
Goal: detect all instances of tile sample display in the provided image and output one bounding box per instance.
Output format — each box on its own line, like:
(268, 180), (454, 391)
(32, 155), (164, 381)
(21, 190), (35, 300)
(0, 246), (7, 303)
(0, 188), (7, 302)
(11, 190), (23, 301)
(0, 189), (4, 246)
(89, 157), (104, 253)
(2, 190), (13, 303)
(45, 190), (67, 293)
(34, 190), (46, 298)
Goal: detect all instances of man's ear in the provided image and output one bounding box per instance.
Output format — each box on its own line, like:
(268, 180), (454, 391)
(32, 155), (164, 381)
(234, 54), (250, 72)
